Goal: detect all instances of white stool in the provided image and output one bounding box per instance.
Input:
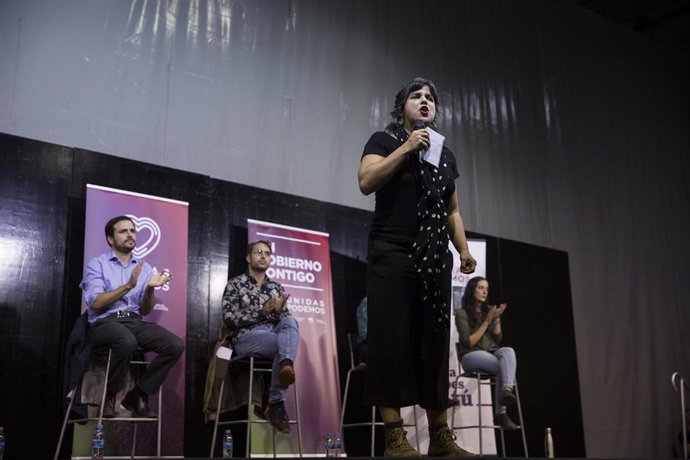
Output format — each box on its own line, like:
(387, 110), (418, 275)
(451, 369), (528, 457)
(54, 348), (162, 460)
(209, 353), (303, 458)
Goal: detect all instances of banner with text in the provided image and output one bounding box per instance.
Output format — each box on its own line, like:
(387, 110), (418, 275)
(247, 219), (340, 456)
(74, 184), (188, 458)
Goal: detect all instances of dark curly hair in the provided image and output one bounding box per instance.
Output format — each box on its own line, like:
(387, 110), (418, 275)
(461, 276), (488, 328)
(385, 77), (441, 132)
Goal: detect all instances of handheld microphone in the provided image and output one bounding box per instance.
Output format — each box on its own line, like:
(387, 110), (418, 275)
(413, 120), (426, 130)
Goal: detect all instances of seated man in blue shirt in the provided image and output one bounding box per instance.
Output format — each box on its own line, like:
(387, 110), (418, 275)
(80, 215), (184, 418)
(222, 240), (299, 434)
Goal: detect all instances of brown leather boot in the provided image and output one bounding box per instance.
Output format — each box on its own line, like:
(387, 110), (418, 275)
(383, 422), (421, 457)
(428, 424), (474, 457)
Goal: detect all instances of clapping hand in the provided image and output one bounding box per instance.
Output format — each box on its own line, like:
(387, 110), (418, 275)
(273, 292), (290, 313)
(147, 268), (172, 288)
(126, 264), (143, 289)
(263, 293), (291, 315)
(485, 305), (499, 324)
(494, 303), (508, 318)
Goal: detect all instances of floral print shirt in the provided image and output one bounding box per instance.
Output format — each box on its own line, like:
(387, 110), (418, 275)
(222, 271), (288, 345)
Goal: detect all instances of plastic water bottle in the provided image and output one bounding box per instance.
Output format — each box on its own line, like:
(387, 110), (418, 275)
(333, 432), (342, 457)
(91, 423), (105, 460)
(544, 427), (554, 458)
(0, 426), (6, 460)
(222, 429), (233, 458)
(325, 433), (333, 457)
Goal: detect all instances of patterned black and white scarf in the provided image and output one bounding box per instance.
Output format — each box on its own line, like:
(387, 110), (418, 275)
(392, 125), (453, 327)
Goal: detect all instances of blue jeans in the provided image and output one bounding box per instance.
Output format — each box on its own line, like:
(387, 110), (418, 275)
(234, 316), (300, 404)
(460, 347), (517, 414)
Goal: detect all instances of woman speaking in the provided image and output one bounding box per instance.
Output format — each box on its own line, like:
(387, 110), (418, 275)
(358, 77), (476, 457)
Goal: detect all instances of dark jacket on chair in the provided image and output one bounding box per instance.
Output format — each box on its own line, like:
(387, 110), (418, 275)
(203, 328), (266, 422)
(61, 311), (92, 419)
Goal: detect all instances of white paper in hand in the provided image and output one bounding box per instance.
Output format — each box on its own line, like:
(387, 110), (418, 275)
(216, 346), (233, 361)
(419, 127), (445, 167)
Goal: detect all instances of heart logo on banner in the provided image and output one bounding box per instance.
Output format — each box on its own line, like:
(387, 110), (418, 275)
(127, 214), (161, 259)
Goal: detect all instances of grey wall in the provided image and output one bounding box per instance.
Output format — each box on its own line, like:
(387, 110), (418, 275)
(1, 0), (688, 456)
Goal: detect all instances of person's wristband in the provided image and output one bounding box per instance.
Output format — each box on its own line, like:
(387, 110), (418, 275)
(491, 319), (501, 327)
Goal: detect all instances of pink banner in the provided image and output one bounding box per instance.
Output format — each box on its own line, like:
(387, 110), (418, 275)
(248, 219), (340, 455)
(80, 184), (188, 456)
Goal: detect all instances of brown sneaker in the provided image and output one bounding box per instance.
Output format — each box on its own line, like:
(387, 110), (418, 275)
(276, 364), (295, 389)
(428, 424), (474, 457)
(383, 424), (421, 457)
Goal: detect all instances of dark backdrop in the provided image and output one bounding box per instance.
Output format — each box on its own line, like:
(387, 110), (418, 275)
(0, 132), (583, 458)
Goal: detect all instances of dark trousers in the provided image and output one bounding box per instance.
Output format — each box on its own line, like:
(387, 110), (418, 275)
(90, 316), (184, 395)
(365, 239), (451, 410)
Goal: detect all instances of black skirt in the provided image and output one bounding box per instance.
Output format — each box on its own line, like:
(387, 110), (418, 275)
(363, 238), (451, 410)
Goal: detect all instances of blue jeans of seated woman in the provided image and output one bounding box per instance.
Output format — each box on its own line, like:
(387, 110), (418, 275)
(461, 347), (516, 414)
(234, 316), (300, 404)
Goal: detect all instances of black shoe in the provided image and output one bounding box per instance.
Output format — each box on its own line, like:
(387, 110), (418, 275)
(266, 401), (290, 434)
(494, 413), (520, 430)
(102, 394), (116, 418)
(499, 386), (517, 406)
(253, 403), (268, 421)
(122, 388), (156, 418)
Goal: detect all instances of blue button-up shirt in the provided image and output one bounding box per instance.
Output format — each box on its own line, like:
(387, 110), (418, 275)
(80, 250), (154, 323)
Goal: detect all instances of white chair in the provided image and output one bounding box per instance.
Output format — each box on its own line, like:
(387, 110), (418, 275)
(54, 348), (162, 460)
(450, 343), (528, 457)
(209, 352), (303, 458)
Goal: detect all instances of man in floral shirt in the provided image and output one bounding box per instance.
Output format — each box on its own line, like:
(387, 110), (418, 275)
(222, 240), (299, 433)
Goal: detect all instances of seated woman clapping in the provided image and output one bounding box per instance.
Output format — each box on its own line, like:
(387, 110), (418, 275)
(455, 276), (519, 430)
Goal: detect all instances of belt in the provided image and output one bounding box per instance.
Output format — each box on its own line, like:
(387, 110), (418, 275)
(109, 310), (141, 319)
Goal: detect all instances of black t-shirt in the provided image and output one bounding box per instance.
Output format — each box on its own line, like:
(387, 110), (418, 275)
(362, 131), (459, 244)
